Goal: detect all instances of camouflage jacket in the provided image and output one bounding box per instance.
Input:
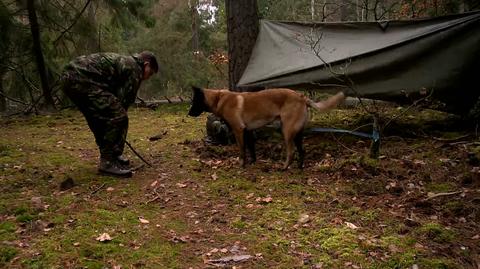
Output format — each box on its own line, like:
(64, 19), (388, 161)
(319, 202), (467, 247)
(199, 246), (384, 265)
(63, 52), (144, 109)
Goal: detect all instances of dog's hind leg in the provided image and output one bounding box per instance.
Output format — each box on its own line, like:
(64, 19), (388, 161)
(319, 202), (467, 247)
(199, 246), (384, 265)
(244, 130), (256, 164)
(281, 128), (296, 170)
(281, 106), (308, 170)
(294, 131), (305, 169)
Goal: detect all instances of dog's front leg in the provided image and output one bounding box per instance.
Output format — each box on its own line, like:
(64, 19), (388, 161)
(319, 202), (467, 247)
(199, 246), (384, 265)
(244, 130), (256, 164)
(232, 127), (247, 167)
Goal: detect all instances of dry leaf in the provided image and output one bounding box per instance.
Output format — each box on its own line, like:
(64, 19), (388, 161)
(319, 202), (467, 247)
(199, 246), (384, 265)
(138, 217), (150, 224)
(413, 160), (426, 165)
(256, 197), (273, 204)
(96, 233), (112, 242)
(298, 214), (310, 224)
(345, 221), (359, 230)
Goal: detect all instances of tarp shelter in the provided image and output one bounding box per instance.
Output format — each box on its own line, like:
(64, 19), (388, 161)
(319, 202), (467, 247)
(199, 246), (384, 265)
(237, 11), (480, 114)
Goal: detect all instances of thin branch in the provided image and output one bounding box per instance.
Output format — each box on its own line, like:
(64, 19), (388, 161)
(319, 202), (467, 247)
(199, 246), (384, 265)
(330, 133), (360, 154)
(40, 12), (69, 32)
(375, 2), (399, 21)
(20, 67), (39, 114)
(90, 183), (106, 195)
(381, 88), (435, 131)
(146, 187), (162, 204)
(53, 0), (92, 45)
(305, 28), (374, 114)
(0, 91), (29, 106)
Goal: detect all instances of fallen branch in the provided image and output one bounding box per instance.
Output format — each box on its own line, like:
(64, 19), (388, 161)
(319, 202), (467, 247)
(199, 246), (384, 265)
(90, 183), (106, 195)
(145, 187), (161, 204)
(145, 196), (161, 204)
(449, 141), (480, 146)
(145, 188), (162, 205)
(432, 134), (470, 142)
(425, 191), (462, 201)
(414, 131), (471, 143)
(205, 255), (253, 267)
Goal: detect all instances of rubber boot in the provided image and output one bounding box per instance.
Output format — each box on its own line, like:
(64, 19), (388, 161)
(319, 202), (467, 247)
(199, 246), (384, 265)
(116, 155), (130, 166)
(98, 158), (132, 178)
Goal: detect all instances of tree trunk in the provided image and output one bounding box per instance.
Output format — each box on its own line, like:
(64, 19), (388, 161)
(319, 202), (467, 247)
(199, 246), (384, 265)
(86, 1), (98, 52)
(225, 0), (259, 92)
(364, 0), (369, 21)
(356, 0), (360, 21)
(191, 0), (200, 53)
(26, 0), (55, 109)
(311, 0), (315, 21)
(322, 0), (328, 21)
(0, 73), (6, 112)
(340, 0), (348, 21)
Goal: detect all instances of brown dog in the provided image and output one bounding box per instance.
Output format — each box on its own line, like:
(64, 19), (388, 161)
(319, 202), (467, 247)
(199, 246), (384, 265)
(188, 87), (345, 169)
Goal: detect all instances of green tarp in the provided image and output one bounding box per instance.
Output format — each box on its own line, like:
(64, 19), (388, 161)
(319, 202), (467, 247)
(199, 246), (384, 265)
(237, 11), (480, 114)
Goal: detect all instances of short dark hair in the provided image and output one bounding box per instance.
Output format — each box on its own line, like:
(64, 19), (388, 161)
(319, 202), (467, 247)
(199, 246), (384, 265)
(138, 51), (159, 73)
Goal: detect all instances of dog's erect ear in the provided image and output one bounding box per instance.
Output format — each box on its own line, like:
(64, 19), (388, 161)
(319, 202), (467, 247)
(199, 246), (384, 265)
(192, 86), (202, 92)
(188, 86), (207, 117)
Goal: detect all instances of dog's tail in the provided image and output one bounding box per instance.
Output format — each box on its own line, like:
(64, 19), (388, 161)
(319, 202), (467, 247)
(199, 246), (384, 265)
(307, 92), (345, 112)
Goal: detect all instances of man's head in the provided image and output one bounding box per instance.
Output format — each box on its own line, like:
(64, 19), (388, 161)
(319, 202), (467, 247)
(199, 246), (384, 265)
(137, 51), (159, 80)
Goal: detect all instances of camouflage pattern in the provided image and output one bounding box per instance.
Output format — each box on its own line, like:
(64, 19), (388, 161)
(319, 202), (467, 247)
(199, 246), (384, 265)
(206, 114), (235, 145)
(61, 53), (144, 160)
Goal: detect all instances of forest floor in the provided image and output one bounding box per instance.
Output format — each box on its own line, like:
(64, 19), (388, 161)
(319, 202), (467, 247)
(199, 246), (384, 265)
(1, 103), (479, 269)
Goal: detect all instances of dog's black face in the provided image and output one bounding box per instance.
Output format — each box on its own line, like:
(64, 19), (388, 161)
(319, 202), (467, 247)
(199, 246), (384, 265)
(188, 86), (208, 117)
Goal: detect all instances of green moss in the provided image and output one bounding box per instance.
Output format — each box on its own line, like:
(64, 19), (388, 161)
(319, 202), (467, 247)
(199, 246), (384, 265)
(0, 104), (474, 268)
(0, 221), (16, 241)
(0, 144), (10, 157)
(418, 223), (455, 243)
(378, 251), (417, 269)
(417, 257), (458, 269)
(16, 214), (34, 223)
(231, 218), (247, 229)
(361, 209), (380, 222)
(0, 221), (15, 233)
(79, 259), (104, 269)
(163, 219), (188, 233)
(21, 257), (45, 269)
(43, 152), (76, 167)
(426, 183), (456, 193)
(442, 201), (464, 215)
(309, 227), (358, 257)
(0, 246), (18, 265)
